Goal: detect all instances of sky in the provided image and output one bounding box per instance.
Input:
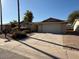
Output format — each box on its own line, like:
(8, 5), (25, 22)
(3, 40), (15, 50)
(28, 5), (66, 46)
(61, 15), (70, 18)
(1, 0), (79, 24)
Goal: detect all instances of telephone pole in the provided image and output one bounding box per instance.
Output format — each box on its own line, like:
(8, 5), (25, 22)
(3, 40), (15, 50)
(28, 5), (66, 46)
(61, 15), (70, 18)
(0, 0), (3, 33)
(17, 0), (20, 30)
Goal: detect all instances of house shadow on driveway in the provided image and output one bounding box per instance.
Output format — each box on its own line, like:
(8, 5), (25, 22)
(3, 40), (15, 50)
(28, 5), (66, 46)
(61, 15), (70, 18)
(47, 32), (79, 50)
(29, 37), (79, 51)
(64, 32), (79, 36)
(49, 32), (79, 36)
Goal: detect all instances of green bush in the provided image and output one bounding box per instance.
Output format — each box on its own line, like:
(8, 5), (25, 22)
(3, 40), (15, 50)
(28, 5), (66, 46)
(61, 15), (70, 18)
(12, 31), (27, 40)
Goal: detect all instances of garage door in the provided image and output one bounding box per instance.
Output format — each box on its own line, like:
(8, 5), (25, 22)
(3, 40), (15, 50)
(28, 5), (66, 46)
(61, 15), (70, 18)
(38, 23), (65, 33)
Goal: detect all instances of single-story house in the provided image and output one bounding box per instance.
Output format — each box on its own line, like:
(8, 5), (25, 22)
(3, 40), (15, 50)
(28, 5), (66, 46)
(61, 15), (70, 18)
(37, 18), (67, 33)
(22, 18), (67, 34)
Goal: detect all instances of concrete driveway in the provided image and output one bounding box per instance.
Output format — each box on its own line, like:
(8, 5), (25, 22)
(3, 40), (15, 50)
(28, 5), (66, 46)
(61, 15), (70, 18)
(63, 34), (79, 59)
(0, 48), (29, 59)
(0, 33), (79, 59)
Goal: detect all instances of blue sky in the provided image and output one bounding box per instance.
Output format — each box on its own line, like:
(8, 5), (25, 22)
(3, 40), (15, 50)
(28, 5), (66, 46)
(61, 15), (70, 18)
(1, 0), (79, 24)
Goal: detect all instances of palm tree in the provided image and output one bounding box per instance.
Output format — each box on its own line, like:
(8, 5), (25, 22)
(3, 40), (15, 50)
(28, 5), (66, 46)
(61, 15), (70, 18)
(68, 10), (79, 24)
(24, 10), (33, 29)
(17, 0), (20, 30)
(24, 10), (34, 23)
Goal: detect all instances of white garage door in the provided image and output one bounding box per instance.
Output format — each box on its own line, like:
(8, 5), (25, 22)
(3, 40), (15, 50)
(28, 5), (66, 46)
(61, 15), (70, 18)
(38, 23), (65, 33)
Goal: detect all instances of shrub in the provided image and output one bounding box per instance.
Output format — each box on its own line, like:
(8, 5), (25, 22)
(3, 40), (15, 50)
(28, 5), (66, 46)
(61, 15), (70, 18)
(12, 31), (27, 40)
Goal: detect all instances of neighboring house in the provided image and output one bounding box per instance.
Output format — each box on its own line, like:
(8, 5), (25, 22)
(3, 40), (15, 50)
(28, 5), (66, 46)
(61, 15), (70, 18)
(21, 21), (39, 32)
(0, 23), (11, 33)
(21, 21), (28, 28)
(66, 24), (73, 33)
(73, 19), (79, 32)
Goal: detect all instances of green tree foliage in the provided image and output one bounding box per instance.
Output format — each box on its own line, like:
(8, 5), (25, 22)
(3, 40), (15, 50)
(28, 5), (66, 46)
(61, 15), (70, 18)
(10, 20), (17, 28)
(24, 10), (34, 23)
(68, 11), (79, 24)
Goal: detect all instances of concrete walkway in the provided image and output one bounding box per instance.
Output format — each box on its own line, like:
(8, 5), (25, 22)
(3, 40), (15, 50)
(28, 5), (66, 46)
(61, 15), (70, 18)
(0, 33), (79, 59)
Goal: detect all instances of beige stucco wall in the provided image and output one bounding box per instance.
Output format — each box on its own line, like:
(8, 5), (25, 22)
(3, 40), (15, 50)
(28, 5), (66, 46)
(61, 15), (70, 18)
(74, 19), (79, 31)
(38, 22), (66, 33)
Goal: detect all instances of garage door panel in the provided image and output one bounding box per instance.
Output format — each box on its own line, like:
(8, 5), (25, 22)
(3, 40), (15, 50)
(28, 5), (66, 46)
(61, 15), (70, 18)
(42, 24), (63, 33)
